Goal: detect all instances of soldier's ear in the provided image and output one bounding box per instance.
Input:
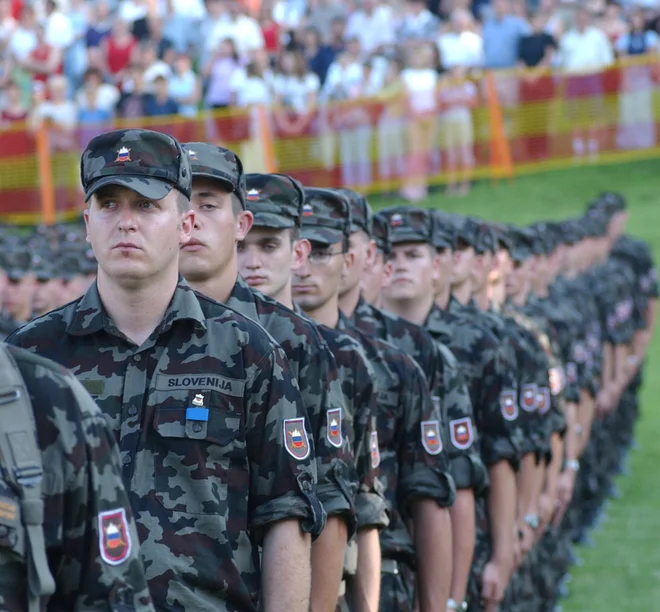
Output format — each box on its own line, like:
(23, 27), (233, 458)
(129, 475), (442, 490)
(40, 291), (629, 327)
(236, 210), (253, 241)
(292, 238), (311, 271)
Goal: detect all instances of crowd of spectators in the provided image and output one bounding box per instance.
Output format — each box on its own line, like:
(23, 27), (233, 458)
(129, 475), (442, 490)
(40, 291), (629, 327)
(1, 0), (660, 198)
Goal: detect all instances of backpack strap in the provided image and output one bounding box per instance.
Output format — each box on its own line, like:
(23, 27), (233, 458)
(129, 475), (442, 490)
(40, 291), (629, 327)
(0, 345), (55, 611)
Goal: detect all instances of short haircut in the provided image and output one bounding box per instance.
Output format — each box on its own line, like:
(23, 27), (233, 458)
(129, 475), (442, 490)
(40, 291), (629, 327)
(289, 226), (300, 243)
(231, 193), (243, 215)
(176, 189), (190, 214)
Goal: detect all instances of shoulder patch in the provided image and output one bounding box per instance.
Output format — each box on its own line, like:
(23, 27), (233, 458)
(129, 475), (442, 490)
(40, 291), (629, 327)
(421, 420), (443, 455)
(326, 407), (343, 448)
(283, 417), (310, 460)
(549, 367), (564, 396)
(537, 387), (551, 415)
(520, 384), (538, 413)
(370, 430), (381, 468)
(449, 417), (474, 450)
(99, 508), (132, 566)
(500, 389), (519, 420)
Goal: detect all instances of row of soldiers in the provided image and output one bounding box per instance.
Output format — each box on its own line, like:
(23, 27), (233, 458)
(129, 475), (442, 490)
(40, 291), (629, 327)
(0, 128), (655, 612)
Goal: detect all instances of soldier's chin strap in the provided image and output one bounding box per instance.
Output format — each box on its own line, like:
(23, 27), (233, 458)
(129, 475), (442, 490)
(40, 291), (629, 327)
(0, 346), (56, 611)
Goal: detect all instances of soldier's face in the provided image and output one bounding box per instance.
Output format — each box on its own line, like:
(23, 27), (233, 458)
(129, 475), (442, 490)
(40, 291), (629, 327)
(383, 242), (436, 303)
(451, 243), (475, 287)
(505, 259), (527, 296)
(340, 231), (376, 297)
(237, 227), (309, 303)
(4, 274), (35, 319)
(292, 241), (351, 312)
(86, 185), (193, 286)
(433, 246), (453, 297)
(360, 250), (391, 305)
(180, 178), (252, 284)
(33, 277), (62, 313)
(470, 251), (493, 292)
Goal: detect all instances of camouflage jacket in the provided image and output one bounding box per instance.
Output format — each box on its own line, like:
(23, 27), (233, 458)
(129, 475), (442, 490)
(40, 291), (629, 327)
(425, 303), (522, 471)
(6, 279), (323, 612)
(314, 321), (389, 531)
(227, 276), (355, 531)
(337, 311), (455, 566)
(351, 299), (487, 493)
(0, 313), (22, 342)
(0, 344), (154, 612)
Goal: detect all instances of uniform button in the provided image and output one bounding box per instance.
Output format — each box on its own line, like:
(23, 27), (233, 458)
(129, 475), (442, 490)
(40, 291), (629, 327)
(0, 525), (8, 538)
(301, 480), (312, 493)
(133, 354), (141, 363)
(122, 455), (132, 466)
(127, 406), (138, 417)
(192, 422), (203, 433)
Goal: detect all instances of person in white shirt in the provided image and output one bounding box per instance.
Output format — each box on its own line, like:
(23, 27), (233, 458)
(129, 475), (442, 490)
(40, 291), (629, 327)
(44, 0), (74, 50)
(558, 7), (614, 160)
(0, 0), (17, 47)
(437, 9), (484, 70)
(401, 41), (439, 201)
(29, 74), (77, 150)
(8, 4), (37, 63)
(141, 41), (173, 92)
(345, 0), (396, 56)
(208, 1), (264, 61)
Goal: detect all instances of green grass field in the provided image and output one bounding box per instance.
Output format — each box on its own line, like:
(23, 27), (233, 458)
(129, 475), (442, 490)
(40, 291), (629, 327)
(376, 158), (660, 611)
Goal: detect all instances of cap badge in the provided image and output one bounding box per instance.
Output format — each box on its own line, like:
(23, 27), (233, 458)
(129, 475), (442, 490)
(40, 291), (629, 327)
(187, 150), (197, 160)
(115, 147), (131, 163)
(390, 213), (403, 227)
(247, 188), (260, 201)
(302, 203), (313, 217)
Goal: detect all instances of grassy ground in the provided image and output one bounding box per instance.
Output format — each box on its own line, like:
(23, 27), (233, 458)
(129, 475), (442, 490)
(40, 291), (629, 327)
(376, 158), (660, 611)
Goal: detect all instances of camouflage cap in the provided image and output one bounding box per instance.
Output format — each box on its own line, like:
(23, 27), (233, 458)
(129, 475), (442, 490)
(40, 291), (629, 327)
(506, 226), (535, 262)
(490, 221), (513, 251)
(245, 173), (304, 229)
(301, 187), (351, 245)
(81, 129), (192, 202)
(372, 213), (391, 254)
(472, 220), (497, 255)
(379, 206), (433, 245)
(5, 248), (33, 281)
(527, 222), (555, 255)
(183, 142), (246, 209)
(60, 252), (84, 281)
(431, 211), (454, 249)
(559, 218), (584, 246)
(31, 251), (56, 281)
(450, 214), (481, 249)
(335, 188), (373, 236)
(80, 247), (98, 275)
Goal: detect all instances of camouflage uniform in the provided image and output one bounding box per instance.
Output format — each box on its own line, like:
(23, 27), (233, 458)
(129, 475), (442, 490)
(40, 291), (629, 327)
(298, 187), (389, 611)
(0, 249), (34, 339)
(379, 207), (523, 612)
(0, 343), (154, 611)
(7, 129), (324, 612)
(337, 188), (458, 611)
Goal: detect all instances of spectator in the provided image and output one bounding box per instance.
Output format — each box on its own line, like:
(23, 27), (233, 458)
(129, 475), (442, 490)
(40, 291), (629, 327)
(85, 0), (113, 49)
(258, 2), (281, 57)
(328, 16), (347, 53)
(599, 2), (628, 46)
(199, 0), (227, 65)
(0, 0), (16, 48)
(8, 4), (37, 63)
(271, 49), (319, 135)
(306, 0), (347, 42)
(29, 74), (76, 150)
(161, 0), (206, 54)
(401, 42), (439, 201)
(0, 79), (28, 124)
(397, 0), (441, 44)
(536, 0), (564, 39)
(437, 8), (484, 69)
(345, 0), (396, 56)
(169, 53), (200, 117)
(376, 56), (406, 184)
(272, 0), (306, 40)
(101, 19), (138, 86)
(144, 74), (179, 116)
(558, 7), (614, 160)
(302, 26), (336, 84)
(119, 0), (151, 41)
(21, 24), (62, 87)
(616, 9), (659, 150)
(322, 37), (365, 100)
(75, 66), (119, 124)
(482, 0), (530, 69)
(0, 37), (12, 89)
(438, 63), (477, 196)
(208, 1), (264, 60)
(203, 38), (240, 109)
(64, 0), (89, 90)
(43, 0), (74, 51)
(116, 64), (147, 118)
(147, 17), (174, 61)
(234, 58), (273, 107)
(141, 41), (172, 91)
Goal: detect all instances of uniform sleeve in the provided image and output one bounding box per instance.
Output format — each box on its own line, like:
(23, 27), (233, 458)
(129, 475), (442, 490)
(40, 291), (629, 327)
(0, 480), (28, 611)
(58, 374), (155, 612)
(246, 347), (325, 543)
(396, 361), (456, 512)
(434, 343), (488, 494)
(478, 340), (522, 470)
(353, 354), (389, 531)
(304, 336), (356, 536)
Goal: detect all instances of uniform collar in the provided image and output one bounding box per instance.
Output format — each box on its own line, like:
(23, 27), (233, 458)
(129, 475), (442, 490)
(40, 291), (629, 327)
(226, 275), (260, 322)
(66, 277), (207, 337)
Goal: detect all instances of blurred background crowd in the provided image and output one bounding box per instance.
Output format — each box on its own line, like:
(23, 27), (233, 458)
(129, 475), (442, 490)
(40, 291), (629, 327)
(2, 0), (660, 202)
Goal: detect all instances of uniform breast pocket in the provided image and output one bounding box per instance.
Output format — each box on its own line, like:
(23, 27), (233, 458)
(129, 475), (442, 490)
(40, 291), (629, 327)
(151, 389), (248, 516)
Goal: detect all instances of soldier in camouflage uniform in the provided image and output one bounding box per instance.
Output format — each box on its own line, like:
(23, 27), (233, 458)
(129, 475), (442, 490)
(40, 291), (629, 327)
(30, 251), (64, 319)
(334, 188), (456, 611)
(178, 145), (355, 611)
(0, 248), (35, 339)
(354, 212), (488, 612)
(0, 343), (154, 611)
(292, 187), (389, 612)
(378, 207), (523, 612)
(7, 128), (324, 612)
